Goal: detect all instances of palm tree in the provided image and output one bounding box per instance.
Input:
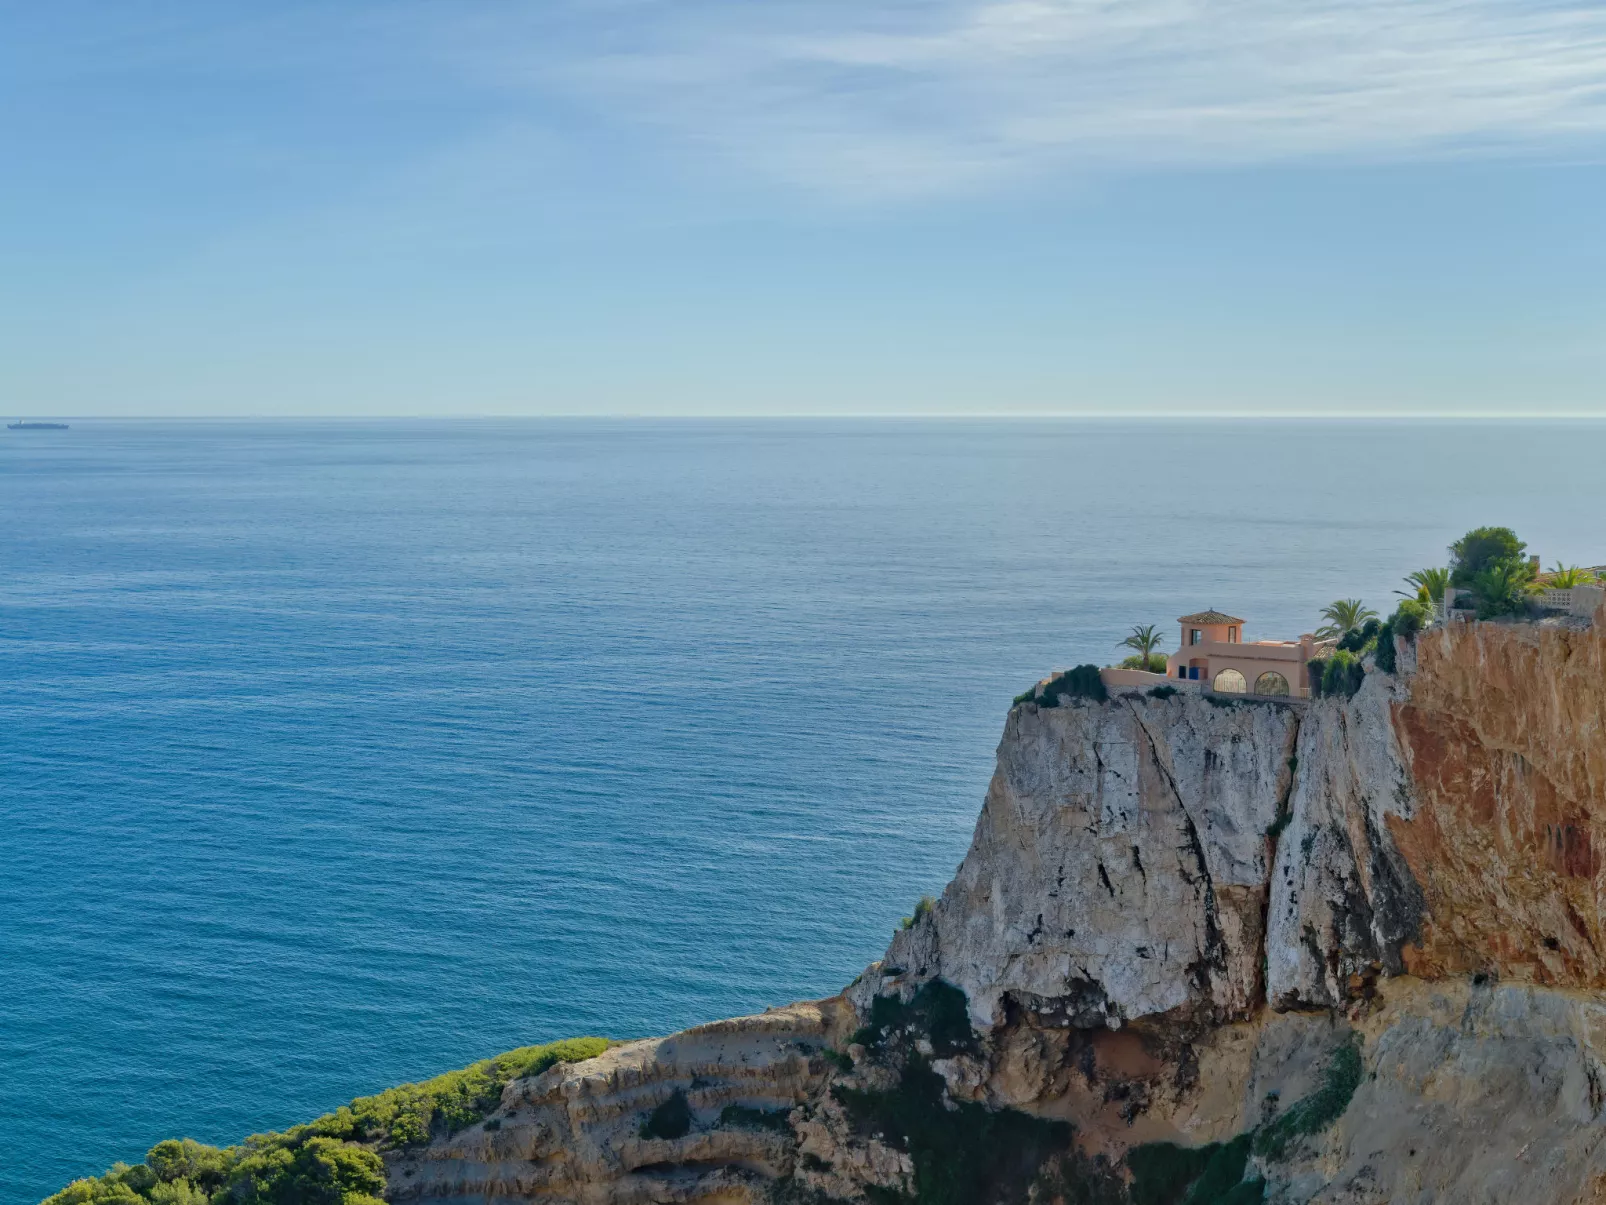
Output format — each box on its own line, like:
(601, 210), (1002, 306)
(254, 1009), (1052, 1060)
(1471, 559), (1532, 617)
(1119, 623), (1164, 669)
(1397, 567), (1450, 606)
(1547, 563), (1589, 589)
(1316, 599), (1377, 642)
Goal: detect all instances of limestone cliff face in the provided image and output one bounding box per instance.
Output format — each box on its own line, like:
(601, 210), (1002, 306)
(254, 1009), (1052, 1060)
(406, 609), (1606, 1204)
(884, 694), (1298, 1030)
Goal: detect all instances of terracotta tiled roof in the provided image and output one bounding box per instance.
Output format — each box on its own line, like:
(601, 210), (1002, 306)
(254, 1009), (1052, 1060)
(1178, 610), (1246, 625)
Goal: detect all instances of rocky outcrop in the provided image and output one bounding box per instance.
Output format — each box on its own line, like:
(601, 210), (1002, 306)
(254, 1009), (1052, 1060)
(388, 1001), (852, 1204)
(883, 693), (1299, 1030)
(400, 608), (1606, 1204)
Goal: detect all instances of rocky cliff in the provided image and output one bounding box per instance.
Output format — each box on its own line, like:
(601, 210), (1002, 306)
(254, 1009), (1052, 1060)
(54, 609), (1606, 1205)
(391, 607), (1606, 1204)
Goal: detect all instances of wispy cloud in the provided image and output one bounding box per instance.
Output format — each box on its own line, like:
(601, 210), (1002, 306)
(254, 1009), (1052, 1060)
(505, 0), (1606, 198)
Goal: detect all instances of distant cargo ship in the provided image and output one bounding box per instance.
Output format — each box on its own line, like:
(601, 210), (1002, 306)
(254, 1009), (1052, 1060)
(7, 421), (69, 430)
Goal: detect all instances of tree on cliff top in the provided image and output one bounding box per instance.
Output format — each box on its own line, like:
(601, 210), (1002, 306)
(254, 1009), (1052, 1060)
(1316, 599), (1377, 642)
(1450, 526), (1526, 585)
(1398, 567), (1450, 607)
(1118, 624), (1166, 672)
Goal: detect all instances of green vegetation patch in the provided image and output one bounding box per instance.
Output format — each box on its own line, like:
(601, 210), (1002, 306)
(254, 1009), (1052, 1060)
(43, 1037), (612, 1205)
(852, 980), (977, 1058)
(898, 895), (936, 932)
(311, 1036), (612, 1147)
(835, 1059), (1071, 1205)
(1450, 526), (1525, 586)
(1122, 1038), (1362, 1204)
(1253, 1039), (1362, 1162)
(1319, 650), (1364, 700)
(1373, 599), (1428, 674)
(1038, 665), (1108, 706)
(1335, 618), (1382, 655)
(641, 1089), (695, 1140)
(1119, 653), (1168, 673)
(1127, 1134), (1261, 1205)
(718, 1104), (793, 1133)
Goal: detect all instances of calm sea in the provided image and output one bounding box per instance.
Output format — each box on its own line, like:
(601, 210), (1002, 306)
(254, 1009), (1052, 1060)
(4, 419), (1604, 1203)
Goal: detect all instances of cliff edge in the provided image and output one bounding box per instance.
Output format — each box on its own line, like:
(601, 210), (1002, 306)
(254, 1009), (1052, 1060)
(48, 607), (1606, 1205)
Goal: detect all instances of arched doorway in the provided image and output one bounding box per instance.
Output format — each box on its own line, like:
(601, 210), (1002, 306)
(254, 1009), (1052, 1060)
(1254, 671), (1290, 696)
(1213, 669), (1246, 693)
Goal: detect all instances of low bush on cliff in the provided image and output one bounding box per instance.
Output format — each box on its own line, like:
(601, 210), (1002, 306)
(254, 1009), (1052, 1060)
(1119, 653), (1168, 672)
(307, 1036), (611, 1147)
(853, 980), (977, 1058)
(1373, 599), (1429, 674)
(42, 1037), (612, 1205)
(1038, 665), (1108, 707)
(1315, 650), (1364, 700)
(1335, 618), (1382, 655)
(898, 895), (937, 932)
(1014, 665), (1110, 708)
(44, 1138), (387, 1205)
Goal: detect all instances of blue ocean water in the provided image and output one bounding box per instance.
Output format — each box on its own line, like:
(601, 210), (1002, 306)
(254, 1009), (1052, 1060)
(3, 419), (1604, 1204)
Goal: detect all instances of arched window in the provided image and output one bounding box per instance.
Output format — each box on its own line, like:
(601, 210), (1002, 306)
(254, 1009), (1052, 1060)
(1213, 669), (1247, 693)
(1254, 671), (1290, 696)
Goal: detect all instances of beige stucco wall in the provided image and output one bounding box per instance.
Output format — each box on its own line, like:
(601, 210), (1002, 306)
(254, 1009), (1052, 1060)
(1166, 634), (1315, 693)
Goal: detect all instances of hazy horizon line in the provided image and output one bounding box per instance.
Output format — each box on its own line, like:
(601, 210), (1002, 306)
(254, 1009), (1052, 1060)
(15, 411), (1606, 423)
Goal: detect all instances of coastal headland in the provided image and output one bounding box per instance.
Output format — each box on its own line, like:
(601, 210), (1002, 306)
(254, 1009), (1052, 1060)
(44, 540), (1606, 1204)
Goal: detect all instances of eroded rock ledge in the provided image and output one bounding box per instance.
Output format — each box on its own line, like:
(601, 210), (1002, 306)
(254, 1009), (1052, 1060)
(405, 610), (1606, 1204)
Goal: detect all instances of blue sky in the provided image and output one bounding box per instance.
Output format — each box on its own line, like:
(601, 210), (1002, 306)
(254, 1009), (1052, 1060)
(3, 0), (1604, 416)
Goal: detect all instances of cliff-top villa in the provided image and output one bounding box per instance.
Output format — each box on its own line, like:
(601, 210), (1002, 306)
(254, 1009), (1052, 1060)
(1101, 610), (1320, 698)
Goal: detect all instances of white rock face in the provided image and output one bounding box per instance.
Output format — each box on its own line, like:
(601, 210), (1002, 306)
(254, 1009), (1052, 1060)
(889, 693), (1299, 1030)
(1265, 671), (1424, 1010)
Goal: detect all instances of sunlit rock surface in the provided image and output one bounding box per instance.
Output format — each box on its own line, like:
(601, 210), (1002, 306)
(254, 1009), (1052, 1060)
(401, 608), (1606, 1204)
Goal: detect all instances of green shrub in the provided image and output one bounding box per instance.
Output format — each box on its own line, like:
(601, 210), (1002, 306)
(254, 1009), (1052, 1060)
(226, 1136), (385, 1205)
(1321, 651), (1364, 700)
(1373, 599), (1429, 674)
(821, 1048), (854, 1074)
(1471, 558), (1534, 619)
(852, 980), (977, 1059)
(1450, 526), (1525, 586)
(1147, 685), (1179, 700)
(1038, 665), (1108, 707)
(146, 1182), (208, 1205)
(1336, 618), (1381, 655)
(899, 895), (937, 931)
(1119, 653), (1169, 672)
(41, 1037), (613, 1205)
(641, 1090), (695, 1140)
(144, 1141), (226, 1190)
(1305, 659), (1327, 698)
(305, 1036), (611, 1147)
